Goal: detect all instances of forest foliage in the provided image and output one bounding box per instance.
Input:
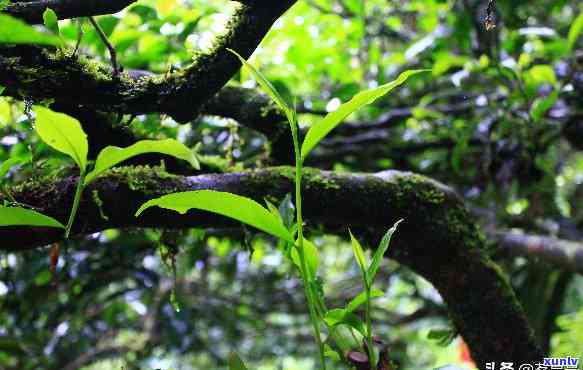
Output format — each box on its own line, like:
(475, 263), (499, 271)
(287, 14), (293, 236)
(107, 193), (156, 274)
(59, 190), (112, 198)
(0, 0), (582, 369)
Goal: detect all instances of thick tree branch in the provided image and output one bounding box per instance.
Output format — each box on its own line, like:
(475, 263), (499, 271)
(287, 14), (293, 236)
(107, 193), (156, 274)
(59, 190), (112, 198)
(492, 231), (583, 274)
(0, 166), (542, 364)
(2, 0), (284, 23)
(3, 0), (136, 24)
(0, 2), (296, 122)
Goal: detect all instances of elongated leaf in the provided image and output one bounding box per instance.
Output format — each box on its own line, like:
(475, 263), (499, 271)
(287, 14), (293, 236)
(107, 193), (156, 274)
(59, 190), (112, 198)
(228, 352), (248, 370)
(85, 139), (199, 184)
(301, 69), (428, 158)
(135, 190), (294, 242)
(0, 206), (64, 228)
(0, 14), (61, 46)
(324, 308), (349, 327)
(530, 90), (558, 123)
(0, 86), (4, 95)
(228, 48), (295, 124)
(278, 194), (294, 229)
(264, 198), (282, 221)
(34, 106), (88, 172)
(324, 289), (384, 326)
(0, 155), (31, 179)
(329, 324), (362, 353)
(42, 8), (59, 36)
(290, 238), (319, 279)
(324, 310), (367, 337)
(349, 230), (367, 279)
(346, 289), (384, 313)
(568, 10), (583, 51)
(367, 219), (402, 286)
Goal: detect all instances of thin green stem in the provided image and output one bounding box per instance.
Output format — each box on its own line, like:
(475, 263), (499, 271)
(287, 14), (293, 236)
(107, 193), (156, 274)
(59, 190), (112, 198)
(290, 116), (326, 370)
(65, 171), (85, 238)
(365, 284), (376, 369)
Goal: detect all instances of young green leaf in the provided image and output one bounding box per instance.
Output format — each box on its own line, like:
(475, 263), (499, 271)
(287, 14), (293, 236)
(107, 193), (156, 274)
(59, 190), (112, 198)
(0, 85), (5, 95)
(367, 219), (402, 286)
(227, 48), (295, 125)
(324, 346), (341, 362)
(0, 206), (65, 228)
(301, 69), (429, 159)
(324, 308), (349, 327)
(290, 238), (320, 279)
(530, 90), (558, 123)
(278, 194), (294, 229)
(135, 190), (294, 243)
(42, 8), (60, 36)
(0, 14), (62, 46)
(349, 230), (367, 279)
(0, 155), (31, 179)
(34, 106), (88, 172)
(85, 139), (199, 184)
(329, 324), (363, 353)
(228, 352), (248, 370)
(324, 311), (367, 337)
(264, 198), (282, 222)
(568, 10), (583, 51)
(427, 328), (457, 346)
(346, 289), (384, 313)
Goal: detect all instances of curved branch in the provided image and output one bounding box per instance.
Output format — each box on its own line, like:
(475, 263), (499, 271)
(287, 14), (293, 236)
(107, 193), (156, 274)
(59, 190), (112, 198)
(0, 2), (296, 122)
(0, 166), (542, 364)
(492, 231), (583, 274)
(3, 0), (136, 23)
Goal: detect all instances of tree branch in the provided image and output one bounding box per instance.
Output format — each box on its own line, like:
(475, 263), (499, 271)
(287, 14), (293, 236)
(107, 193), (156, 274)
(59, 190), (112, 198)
(0, 1), (297, 122)
(3, 0), (136, 24)
(0, 166), (543, 364)
(492, 230), (583, 274)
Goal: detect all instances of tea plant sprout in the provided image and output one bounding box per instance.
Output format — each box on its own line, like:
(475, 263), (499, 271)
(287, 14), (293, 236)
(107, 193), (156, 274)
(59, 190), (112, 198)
(136, 49), (427, 369)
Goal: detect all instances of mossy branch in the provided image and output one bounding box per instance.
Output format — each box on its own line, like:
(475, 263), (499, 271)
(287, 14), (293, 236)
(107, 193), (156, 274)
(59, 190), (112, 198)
(3, 0), (137, 24)
(0, 2), (297, 122)
(0, 166), (543, 364)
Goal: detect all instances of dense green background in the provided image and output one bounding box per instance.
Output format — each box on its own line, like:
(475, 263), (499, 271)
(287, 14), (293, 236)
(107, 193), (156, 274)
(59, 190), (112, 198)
(0, 0), (582, 369)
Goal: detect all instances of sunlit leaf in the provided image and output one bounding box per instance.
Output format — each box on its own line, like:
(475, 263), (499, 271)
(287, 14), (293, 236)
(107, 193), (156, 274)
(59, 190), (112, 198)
(34, 106), (88, 172)
(301, 69), (429, 159)
(367, 219), (402, 286)
(0, 13), (61, 46)
(346, 289), (384, 313)
(329, 324), (362, 353)
(156, 0), (177, 17)
(135, 190), (294, 243)
(349, 230), (367, 278)
(228, 352), (248, 370)
(0, 206), (64, 228)
(290, 238), (319, 279)
(42, 8), (60, 36)
(324, 308), (348, 327)
(85, 139), (199, 184)
(568, 10), (583, 51)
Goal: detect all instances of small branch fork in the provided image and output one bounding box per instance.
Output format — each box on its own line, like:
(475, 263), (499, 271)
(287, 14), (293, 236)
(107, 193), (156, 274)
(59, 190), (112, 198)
(88, 16), (119, 78)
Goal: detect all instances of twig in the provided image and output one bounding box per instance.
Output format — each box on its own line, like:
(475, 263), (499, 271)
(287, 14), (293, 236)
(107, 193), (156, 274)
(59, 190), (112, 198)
(88, 16), (119, 78)
(71, 19), (84, 58)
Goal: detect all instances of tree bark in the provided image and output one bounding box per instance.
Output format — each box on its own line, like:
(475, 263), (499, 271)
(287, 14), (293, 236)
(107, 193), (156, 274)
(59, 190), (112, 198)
(0, 166), (543, 364)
